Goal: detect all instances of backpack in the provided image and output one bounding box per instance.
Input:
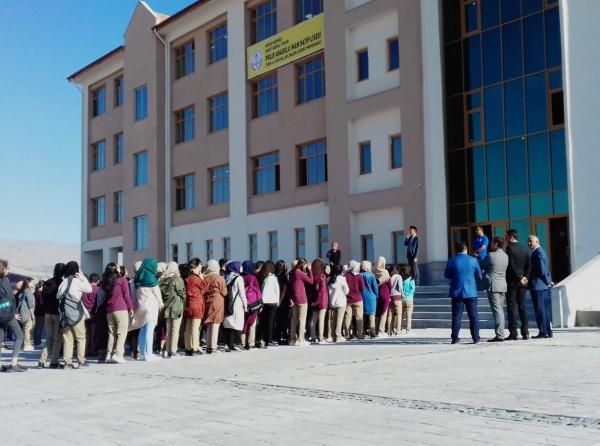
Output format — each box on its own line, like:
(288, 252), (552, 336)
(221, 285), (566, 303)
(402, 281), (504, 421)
(58, 278), (85, 328)
(246, 285), (263, 314)
(225, 276), (238, 316)
(0, 293), (14, 324)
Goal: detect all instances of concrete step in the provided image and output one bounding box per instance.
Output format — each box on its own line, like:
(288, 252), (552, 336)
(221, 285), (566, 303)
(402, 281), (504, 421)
(412, 304), (492, 313)
(413, 297), (491, 306)
(411, 319), (496, 329)
(413, 311), (494, 320)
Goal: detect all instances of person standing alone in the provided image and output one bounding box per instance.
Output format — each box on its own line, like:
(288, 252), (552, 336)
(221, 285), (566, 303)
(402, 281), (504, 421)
(481, 237), (508, 342)
(527, 235), (554, 339)
(405, 226), (420, 286)
(505, 229), (531, 340)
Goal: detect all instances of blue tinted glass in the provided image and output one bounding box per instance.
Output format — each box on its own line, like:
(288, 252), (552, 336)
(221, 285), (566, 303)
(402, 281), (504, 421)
(358, 51), (369, 80)
(509, 197), (529, 218)
(481, 0), (500, 29)
(469, 146), (487, 201)
(469, 111), (482, 143)
(489, 199), (508, 220)
(525, 73), (547, 133)
(550, 129), (567, 190)
(522, 0), (542, 14)
(467, 92), (481, 109)
(135, 86), (147, 121)
(484, 86), (504, 142)
(482, 29), (501, 86)
(98, 87), (105, 114)
(531, 193), (553, 216)
(361, 144), (371, 174)
(506, 138), (528, 195)
(549, 70), (562, 89)
(504, 79), (525, 137)
(509, 219), (530, 240)
(502, 0), (521, 22)
(389, 39), (400, 70)
(486, 142), (506, 198)
(523, 14), (545, 74)
(465, 2), (478, 33)
(553, 191), (568, 214)
(502, 22), (523, 80)
(464, 36), (482, 90)
(97, 142), (105, 170)
(392, 136), (402, 168)
(475, 201), (489, 222)
(528, 133), (551, 193)
(545, 7), (562, 68)
(185, 175), (195, 209)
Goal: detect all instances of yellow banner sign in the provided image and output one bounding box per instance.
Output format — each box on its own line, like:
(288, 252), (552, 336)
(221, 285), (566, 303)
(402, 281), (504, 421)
(247, 14), (324, 79)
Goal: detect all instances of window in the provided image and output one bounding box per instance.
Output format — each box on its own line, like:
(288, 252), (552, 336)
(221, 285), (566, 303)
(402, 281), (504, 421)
(206, 239), (213, 261)
(186, 242), (193, 261)
(209, 23), (228, 64)
(317, 225), (328, 258)
(357, 49), (369, 81)
(175, 41), (195, 79)
(297, 54), (325, 104)
(210, 165), (229, 204)
(466, 90), (483, 146)
(252, 74), (279, 118)
(114, 133), (124, 165)
(388, 38), (400, 71)
(175, 174), (195, 211)
(392, 231), (405, 264)
(251, 0), (277, 44)
(92, 196), (105, 227)
(223, 237), (231, 260)
(92, 140), (106, 172)
(134, 151), (148, 187)
(254, 152), (280, 195)
(295, 228), (305, 258)
(268, 231), (278, 261)
(135, 85), (148, 121)
(359, 142), (372, 175)
(114, 77), (124, 107)
(172, 244), (179, 263)
(463, 0), (479, 35)
(295, 0), (322, 23)
(298, 140), (327, 186)
(92, 86), (105, 117)
(114, 191), (124, 223)
(134, 215), (148, 251)
(361, 234), (374, 261)
(249, 234), (258, 263)
(391, 135), (403, 169)
(175, 105), (195, 143)
(549, 74), (564, 127)
(209, 93), (228, 132)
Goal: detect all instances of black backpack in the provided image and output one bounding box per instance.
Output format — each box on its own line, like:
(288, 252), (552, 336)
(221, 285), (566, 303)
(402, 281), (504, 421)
(58, 278), (85, 328)
(225, 276), (238, 316)
(0, 293), (14, 324)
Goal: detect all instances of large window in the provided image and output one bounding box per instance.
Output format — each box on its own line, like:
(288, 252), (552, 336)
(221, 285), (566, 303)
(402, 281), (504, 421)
(317, 225), (328, 259)
(114, 191), (124, 223)
(134, 151), (148, 187)
(268, 231), (278, 261)
(114, 77), (124, 107)
(359, 142), (372, 175)
(175, 174), (195, 211)
(134, 215), (148, 251)
(175, 105), (195, 143)
(223, 237), (231, 260)
(295, 228), (305, 258)
(357, 49), (369, 81)
(135, 85), (148, 121)
(114, 133), (124, 165)
(175, 41), (195, 79)
(391, 135), (403, 169)
(209, 23), (228, 64)
(92, 86), (105, 117)
(253, 152), (280, 195)
(361, 234), (374, 262)
(250, 0), (277, 44)
(295, 0), (322, 23)
(209, 93), (228, 132)
(92, 140), (105, 172)
(92, 196), (105, 227)
(206, 239), (213, 261)
(297, 54), (325, 104)
(186, 242), (193, 261)
(249, 234), (258, 263)
(298, 140), (327, 186)
(252, 74), (279, 118)
(392, 231), (405, 264)
(210, 165), (229, 204)
(388, 37), (400, 71)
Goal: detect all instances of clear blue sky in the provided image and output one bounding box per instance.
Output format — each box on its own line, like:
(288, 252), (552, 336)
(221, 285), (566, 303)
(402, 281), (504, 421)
(0, 0), (194, 244)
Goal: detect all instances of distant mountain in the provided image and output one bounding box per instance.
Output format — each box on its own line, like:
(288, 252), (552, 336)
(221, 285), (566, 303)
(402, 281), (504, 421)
(0, 239), (80, 279)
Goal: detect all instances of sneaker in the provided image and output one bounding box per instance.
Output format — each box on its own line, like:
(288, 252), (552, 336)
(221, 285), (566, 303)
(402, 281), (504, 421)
(113, 356), (127, 364)
(37, 361), (45, 369)
(23, 345), (34, 352)
(5, 364), (27, 373)
(233, 345), (244, 352)
(161, 351), (168, 358)
(293, 341), (300, 346)
(267, 342), (279, 347)
(325, 338), (333, 343)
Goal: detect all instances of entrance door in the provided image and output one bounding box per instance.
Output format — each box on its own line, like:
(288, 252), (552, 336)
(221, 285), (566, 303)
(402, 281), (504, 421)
(549, 217), (570, 282)
(450, 227), (470, 256)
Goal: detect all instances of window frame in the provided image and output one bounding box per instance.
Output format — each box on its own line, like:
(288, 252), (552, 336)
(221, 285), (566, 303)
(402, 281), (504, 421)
(91, 140), (106, 172)
(174, 174), (195, 211)
(209, 164), (230, 205)
(208, 22), (228, 64)
(91, 196), (106, 228)
(251, 73), (279, 118)
(295, 0), (323, 24)
(361, 234), (374, 262)
(359, 141), (372, 175)
(114, 77), (124, 108)
(114, 191), (124, 223)
(390, 134), (403, 169)
(250, 0), (278, 44)
(464, 89), (485, 147)
(295, 227), (306, 259)
(296, 53), (325, 104)
(114, 132), (124, 165)
(134, 85), (148, 121)
(460, 0), (481, 38)
(317, 224), (329, 259)
(134, 150), (148, 187)
(134, 215), (148, 252)
(268, 231), (278, 261)
(174, 40), (195, 79)
(547, 69), (564, 130)
(387, 37), (400, 72)
(356, 48), (369, 82)
(253, 151), (280, 195)
(298, 139), (327, 187)
(174, 105), (195, 144)
(92, 85), (106, 117)
(209, 92), (229, 133)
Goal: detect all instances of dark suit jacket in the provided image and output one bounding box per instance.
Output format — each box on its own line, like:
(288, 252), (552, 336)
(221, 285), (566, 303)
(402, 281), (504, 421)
(405, 235), (419, 259)
(505, 242), (530, 287)
(528, 247), (553, 291)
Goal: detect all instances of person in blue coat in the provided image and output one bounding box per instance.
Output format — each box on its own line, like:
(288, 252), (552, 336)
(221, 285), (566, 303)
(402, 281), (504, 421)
(526, 235), (554, 338)
(360, 261), (379, 338)
(444, 241), (482, 344)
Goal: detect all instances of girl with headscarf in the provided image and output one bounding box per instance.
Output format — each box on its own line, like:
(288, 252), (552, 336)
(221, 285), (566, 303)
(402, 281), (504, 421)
(343, 260), (365, 340)
(258, 261), (280, 347)
(308, 259), (328, 343)
(240, 260), (262, 349)
(130, 258), (163, 361)
(374, 257), (392, 337)
(202, 260), (228, 354)
(102, 262), (133, 363)
(222, 262), (247, 352)
(288, 258), (313, 346)
(155, 262), (168, 351)
(360, 261), (379, 338)
(126, 260), (142, 360)
(326, 242), (341, 268)
(328, 264), (349, 342)
(389, 264), (404, 336)
(183, 258), (208, 356)
(159, 261), (186, 358)
(274, 260), (289, 345)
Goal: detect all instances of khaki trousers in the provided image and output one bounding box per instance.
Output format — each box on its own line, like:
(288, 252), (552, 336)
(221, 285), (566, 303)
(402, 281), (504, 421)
(366, 315), (376, 335)
(241, 320), (257, 348)
(401, 301), (414, 331)
(289, 303), (308, 344)
(62, 319), (86, 365)
(22, 319), (34, 347)
(344, 301), (364, 338)
(330, 307), (346, 341)
(309, 308), (327, 341)
(107, 311), (129, 358)
(165, 317), (182, 354)
(391, 301), (403, 333)
(184, 318), (202, 351)
(205, 323), (220, 351)
(40, 314), (61, 364)
(377, 309), (389, 334)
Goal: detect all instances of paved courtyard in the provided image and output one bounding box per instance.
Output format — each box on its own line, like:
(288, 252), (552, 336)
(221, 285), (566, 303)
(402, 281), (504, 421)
(1, 328), (600, 445)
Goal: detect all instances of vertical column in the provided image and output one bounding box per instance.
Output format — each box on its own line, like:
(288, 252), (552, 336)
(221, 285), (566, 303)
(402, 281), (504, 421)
(81, 85), (89, 270)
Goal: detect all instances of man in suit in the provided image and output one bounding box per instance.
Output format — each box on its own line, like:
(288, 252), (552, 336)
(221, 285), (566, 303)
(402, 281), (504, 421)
(505, 229), (530, 340)
(444, 241), (482, 344)
(527, 235), (554, 338)
(481, 237), (509, 342)
(405, 226), (420, 286)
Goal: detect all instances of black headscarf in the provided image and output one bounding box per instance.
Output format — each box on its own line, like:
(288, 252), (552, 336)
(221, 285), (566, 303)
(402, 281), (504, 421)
(63, 261), (80, 277)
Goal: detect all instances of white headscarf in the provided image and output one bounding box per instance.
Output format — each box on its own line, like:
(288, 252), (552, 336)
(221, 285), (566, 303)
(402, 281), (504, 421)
(348, 260), (360, 275)
(205, 259), (220, 275)
(161, 261), (180, 279)
(374, 256), (391, 284)
(360, 260), (372, 273)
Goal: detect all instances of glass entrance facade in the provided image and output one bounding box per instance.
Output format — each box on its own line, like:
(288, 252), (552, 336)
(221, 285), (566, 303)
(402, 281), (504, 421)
(442, 0), (568, 255)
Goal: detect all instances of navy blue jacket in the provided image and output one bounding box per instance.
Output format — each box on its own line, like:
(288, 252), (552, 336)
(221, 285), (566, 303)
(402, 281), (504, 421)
(528, 247), (553, 290)
(444, 253), (482, 298)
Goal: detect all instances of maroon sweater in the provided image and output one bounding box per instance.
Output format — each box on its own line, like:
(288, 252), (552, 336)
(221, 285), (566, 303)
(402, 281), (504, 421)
(289, 269), (313, 305)
(106, 277), (133, 314)
(344, 273), (365, 304)
(311, 273), (329, 310)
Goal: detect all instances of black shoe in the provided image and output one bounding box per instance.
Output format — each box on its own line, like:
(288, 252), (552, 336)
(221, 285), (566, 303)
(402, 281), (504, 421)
(6, 364), (27, 373)
(522, 335), (529, 340)
(451, 339), (459, 344)
(487, 337), (504, 343)
(548, 333), (554, 338)
(185, 350), (194, 356)
(49, 362), (60, 369)
(505, 335), (518, 341)
(37, 361), (45, 368)
(532, 334), (546, 339)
